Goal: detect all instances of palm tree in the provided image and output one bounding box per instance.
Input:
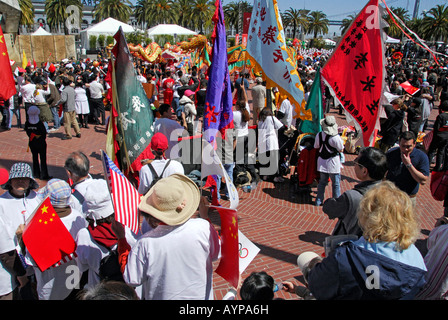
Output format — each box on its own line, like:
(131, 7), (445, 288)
(282, 8), (309, 40)
(189, 0), (214, 34)
(223, 1), (252, 36)
(134, 0), (152, 28)
(18, 0), (35, 32)
(307, 10), (329, 39)
(340, 14), (356, 35)
(383, 7), (410, 39)
(173, 0), (194, 29)
(93, 0), (133, 23)
(407, 17), (424, 39)
(420, 4), (448, 42)
(138, 0), (175, 27)
(45, 0), (83, 34)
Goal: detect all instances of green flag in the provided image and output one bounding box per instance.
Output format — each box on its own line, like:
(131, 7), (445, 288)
(111, 27), (154, 174)
(299, 68), (323, 135)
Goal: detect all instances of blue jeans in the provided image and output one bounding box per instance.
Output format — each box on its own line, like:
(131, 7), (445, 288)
(12, 105), (21, 128)
(216, 163), (235, 199)
(50, 106), (60, 129)
(2, 107), (12, 128)
(316, 172), (341, 206)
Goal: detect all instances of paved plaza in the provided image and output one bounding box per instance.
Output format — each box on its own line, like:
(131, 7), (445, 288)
(0, 92), (443, 300)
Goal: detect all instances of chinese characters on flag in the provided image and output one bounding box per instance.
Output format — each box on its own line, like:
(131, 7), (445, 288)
(321, 0), (385, 147)
(246, 0), (309, 120)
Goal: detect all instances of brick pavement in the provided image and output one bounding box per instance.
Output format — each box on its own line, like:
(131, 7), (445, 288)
(0, 95), (443, 301)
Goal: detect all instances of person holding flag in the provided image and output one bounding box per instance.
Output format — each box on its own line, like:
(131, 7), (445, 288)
(0, 163), (40, 300)
(76, 179), (138, 289)
(115, 174), (221, 300)
(25, 179), (88, 300)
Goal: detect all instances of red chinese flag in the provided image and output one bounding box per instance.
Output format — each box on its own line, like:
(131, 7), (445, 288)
(0, 26), (17, 100)
(22, 197), (77, 272)
(214, 206), (239, 288)
(321, 0), (384, 147)
(400, 81), (420, 95)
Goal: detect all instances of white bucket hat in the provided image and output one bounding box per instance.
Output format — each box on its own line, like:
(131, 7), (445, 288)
(138, 174), (200, 226)
(320, 116), (338, 136)
(297, 251), (320, 273)
(82, 179), (114, 225)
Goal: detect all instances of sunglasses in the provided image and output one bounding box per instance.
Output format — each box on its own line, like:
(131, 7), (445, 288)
(353, 160), (365, 168)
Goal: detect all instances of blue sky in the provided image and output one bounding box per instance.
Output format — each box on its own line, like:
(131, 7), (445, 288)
(223, 0), (447, 20)
(222, 0), (447, 37)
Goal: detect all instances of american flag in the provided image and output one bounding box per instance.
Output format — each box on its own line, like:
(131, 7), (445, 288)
(101, 150), (140, 234)
(51, 252), (78, 268)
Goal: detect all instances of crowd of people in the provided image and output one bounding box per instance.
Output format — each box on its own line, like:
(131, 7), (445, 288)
(0, 39), (448, 301)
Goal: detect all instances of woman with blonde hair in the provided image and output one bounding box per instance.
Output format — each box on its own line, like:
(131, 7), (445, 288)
(299, 181), (427, 300)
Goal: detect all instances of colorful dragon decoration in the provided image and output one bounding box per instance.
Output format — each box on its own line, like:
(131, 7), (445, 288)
(178, 34), (212, 69)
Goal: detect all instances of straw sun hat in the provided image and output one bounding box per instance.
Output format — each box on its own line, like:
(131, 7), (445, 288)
(138, 174), (200, 226)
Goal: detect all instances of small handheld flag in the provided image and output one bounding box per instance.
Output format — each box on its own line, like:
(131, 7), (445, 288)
(101, 150), (140, 234)
(22, 197), (77, 272)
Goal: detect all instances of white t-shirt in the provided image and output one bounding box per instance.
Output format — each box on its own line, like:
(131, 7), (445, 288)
(88, 81), (104, 99)
(314, 131), (344, 174)
(34, 87), (51, 104)
(0, 191), (41, 253)
(27, 209), (88, 300)
(76, 226), (137, 290)
(278, 98), (293, 127)
(20, 83), (36, 103)
(233, 107), (249, 138)
(0, 215), (19, 296)
(257, 116), (284, 154)
(124, 218), (221, 300)
(138, 159), (185, 195)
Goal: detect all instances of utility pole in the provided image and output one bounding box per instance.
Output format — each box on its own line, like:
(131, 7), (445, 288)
(413, 0), (420, 19)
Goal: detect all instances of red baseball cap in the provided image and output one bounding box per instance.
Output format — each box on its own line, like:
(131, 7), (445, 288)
(151, 133), (169, 152)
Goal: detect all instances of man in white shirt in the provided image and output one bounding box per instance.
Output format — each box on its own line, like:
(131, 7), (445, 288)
(277, 97), (293, 127)
(314, 116), (344, 206)
(87, 74), (105, 125)
(138, 132), (184, 195)
(26, 179), (87, 300)
(120, 174), (221, 300)
(251, 77), (266, 125)
(19, 75), (36, 122)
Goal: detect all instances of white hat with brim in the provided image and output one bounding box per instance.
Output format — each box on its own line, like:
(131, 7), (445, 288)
(297, 251), (320, 273)
(320, 116), (338, 136)
(82, 179), (114, 224)
(138, 174), (200, 226)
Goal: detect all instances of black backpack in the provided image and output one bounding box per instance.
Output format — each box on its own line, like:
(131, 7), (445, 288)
(86, 230), (124, 282)
(147, 160), (171, 189)
(317, 132), (339, 160)
(99, 248), (124, 282)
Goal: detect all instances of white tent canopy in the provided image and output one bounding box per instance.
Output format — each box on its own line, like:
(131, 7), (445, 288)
(80, 17), (137, 50)
(32, 27), (52, 36)
(147, 24), (197, 38)
(323, 38), (336, 46)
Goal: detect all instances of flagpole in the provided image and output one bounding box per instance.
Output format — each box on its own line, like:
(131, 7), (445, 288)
(111, 55), (133, 173)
